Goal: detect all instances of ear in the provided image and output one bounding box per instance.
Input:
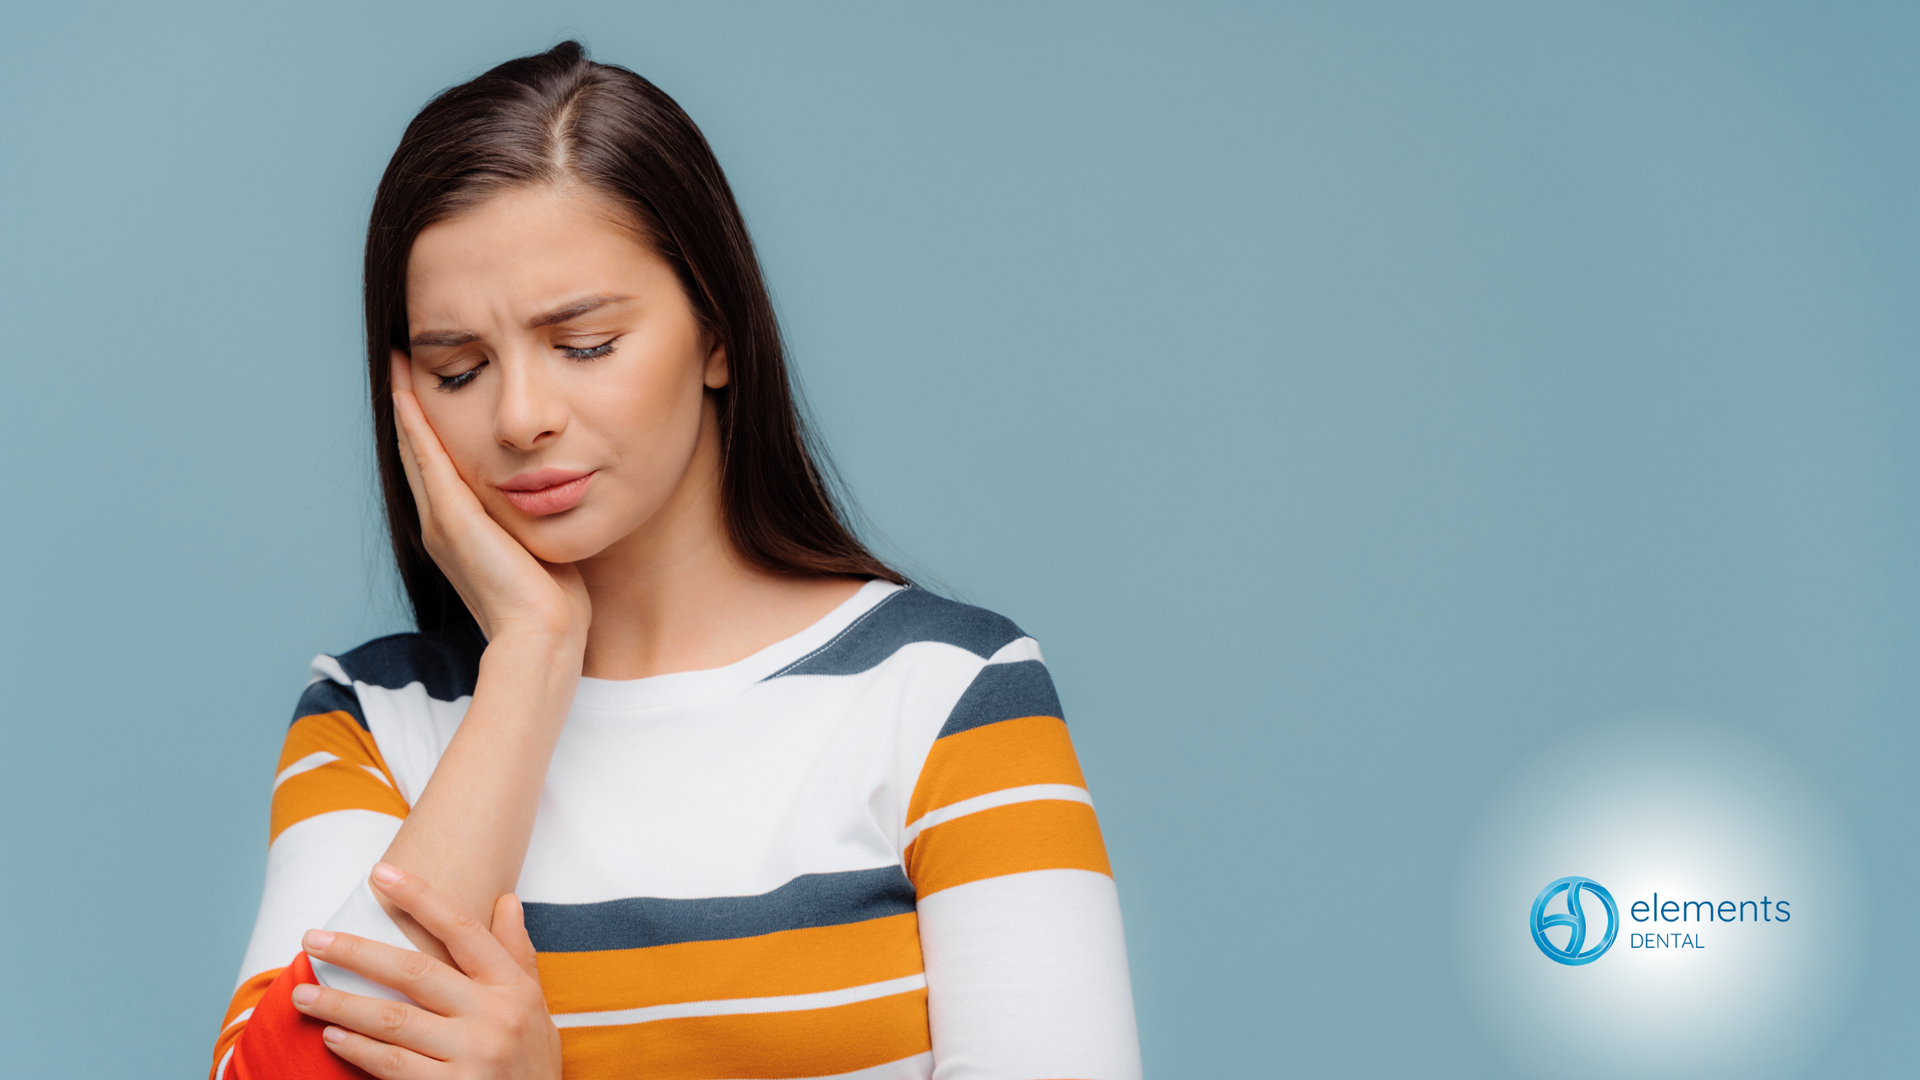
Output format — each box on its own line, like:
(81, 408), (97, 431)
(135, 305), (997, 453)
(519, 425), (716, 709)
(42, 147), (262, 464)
(390, 348), (415, 394)
(702, 338), (730, 390)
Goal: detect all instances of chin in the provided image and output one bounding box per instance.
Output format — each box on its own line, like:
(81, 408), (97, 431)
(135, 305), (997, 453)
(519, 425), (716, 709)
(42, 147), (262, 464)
(509, 513), (626, 565)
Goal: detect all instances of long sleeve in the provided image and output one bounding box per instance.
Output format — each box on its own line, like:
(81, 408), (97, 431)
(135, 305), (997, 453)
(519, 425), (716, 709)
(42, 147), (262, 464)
(211, 667), (412, 1080)
(212, 590), (1137, 1078)
(905, 650), (1142, 1079)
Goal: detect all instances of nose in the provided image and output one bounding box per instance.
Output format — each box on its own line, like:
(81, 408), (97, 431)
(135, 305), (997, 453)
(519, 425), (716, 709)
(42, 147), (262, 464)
(493, 346), (569, 451)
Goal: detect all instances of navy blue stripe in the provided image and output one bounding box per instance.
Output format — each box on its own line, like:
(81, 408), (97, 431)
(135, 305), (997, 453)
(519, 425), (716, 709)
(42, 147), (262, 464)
(291, 678), (367, 731)
(767, 588), (1027, 680)
(937, 660), (1062, 739)
(522, 866), (916, 953)
(331, 624), (485, 700)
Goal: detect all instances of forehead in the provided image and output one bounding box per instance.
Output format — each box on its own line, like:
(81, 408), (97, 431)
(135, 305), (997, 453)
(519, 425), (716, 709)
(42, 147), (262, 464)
(406, 184), (656, 324)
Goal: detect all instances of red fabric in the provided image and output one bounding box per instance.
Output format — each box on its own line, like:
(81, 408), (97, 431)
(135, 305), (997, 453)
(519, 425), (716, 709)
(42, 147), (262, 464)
(225, 953), (372, 1080)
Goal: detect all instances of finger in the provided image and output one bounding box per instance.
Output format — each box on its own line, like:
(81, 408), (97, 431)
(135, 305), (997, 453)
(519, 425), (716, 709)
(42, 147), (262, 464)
(301, 928), (474, 1016)
(389, 356), (434, 526)
(389, 347), (415, 395)
(321, 1024), (449, 1080)
(372, 864), (525, 987)
(290, 980), (459, 1060)
(388, 363), (531, 641)
(392, 380), (502, 609)
(389, 378), (478, 517)
(391, 387), (485, 632)
(492, 893), (542, 983)
(390, 390), (432, 516)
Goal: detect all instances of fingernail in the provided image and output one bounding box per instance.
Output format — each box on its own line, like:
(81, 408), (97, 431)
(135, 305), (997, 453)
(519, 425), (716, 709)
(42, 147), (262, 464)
(372, 863), (404, 886)
(292, 984), (319, 1007)
(324, 1026), (346, 1045)
(303, 929), (335, 951)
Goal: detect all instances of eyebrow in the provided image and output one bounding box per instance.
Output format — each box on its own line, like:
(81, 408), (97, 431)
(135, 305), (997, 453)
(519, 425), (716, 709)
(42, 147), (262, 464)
(408, 294), (633, 349)
(529, 293), (631, 329)
(408, 329), (481, 349)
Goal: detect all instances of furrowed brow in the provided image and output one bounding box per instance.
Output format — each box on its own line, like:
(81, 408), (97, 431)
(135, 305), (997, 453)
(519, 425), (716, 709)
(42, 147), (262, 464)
(528, 294), (631, 329)
(408, 329), (481, 349)
(406, 295), (632, 349)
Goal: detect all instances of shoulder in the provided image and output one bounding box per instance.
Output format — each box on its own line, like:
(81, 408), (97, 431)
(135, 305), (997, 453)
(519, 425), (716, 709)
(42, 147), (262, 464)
(293, 624), (485, 727)
(766, 586), (1034, 680)
(767, 585), (1062, 736)
(319, 624), (486, 697)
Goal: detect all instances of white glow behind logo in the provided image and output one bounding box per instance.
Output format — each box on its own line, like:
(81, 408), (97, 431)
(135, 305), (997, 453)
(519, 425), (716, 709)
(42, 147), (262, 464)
(1455, 714), (1860, 1079)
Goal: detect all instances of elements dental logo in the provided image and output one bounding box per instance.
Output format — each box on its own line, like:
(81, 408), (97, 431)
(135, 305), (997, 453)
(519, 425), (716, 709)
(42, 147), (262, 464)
(1530, 876), (1619, 966)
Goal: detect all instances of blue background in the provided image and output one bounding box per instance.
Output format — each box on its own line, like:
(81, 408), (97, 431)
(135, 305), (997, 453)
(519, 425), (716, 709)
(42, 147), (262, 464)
(2, 3), (1914, 1075)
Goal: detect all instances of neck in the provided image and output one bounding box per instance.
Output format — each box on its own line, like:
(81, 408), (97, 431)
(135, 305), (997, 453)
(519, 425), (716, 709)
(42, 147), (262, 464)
(571, 401), (864, 680)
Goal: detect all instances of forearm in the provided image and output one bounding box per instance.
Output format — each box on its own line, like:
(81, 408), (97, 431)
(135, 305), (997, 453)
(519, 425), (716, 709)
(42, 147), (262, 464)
(376, 630), (585, 958)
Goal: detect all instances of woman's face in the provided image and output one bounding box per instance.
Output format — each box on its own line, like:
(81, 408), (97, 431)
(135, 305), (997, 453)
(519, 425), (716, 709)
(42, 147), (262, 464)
(401, 183), (727, 565)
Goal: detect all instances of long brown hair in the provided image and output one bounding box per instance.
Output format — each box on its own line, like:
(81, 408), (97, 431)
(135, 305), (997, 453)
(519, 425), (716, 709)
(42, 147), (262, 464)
(365, 41), (903, 632)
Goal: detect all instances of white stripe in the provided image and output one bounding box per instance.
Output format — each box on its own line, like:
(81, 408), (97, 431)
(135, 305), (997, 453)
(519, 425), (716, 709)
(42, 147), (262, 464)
(360, 764), (393, 788)
(984, 636), (1045, 665)
(315, 879), (422, 1005)
(717, 1051), (933, 1080)
(551, 972), (927, 1029)
(214, 1046), (235, 1080)
(217, 1007), (254, 1037)
(272, 751), (339, 790)
(916, 871), (1139, 1078)
(309, 654), (350, 686)
(901, 784), (1092, 847)
(242, 810), (404, 985)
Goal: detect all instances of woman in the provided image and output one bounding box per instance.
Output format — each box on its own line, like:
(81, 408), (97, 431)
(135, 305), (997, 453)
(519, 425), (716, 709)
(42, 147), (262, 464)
(212, 42), (1139, 1080)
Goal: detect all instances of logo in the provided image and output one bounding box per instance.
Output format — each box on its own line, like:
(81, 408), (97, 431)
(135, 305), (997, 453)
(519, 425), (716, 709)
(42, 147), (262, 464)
(1530, 876), (1619, 965)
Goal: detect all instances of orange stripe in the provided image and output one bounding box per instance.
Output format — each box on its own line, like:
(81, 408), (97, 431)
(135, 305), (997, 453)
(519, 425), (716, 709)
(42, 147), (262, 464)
(905, 799), (1111, 898)
(906, 715), (1086, 824)
(269, 711), (408, 842)
(208, 967), (282, 1080)
(538, 912), (923, 1015)
(281, 709), (398, 790)
(558, 987), (930, 1080)
(269, 762), (409, 843)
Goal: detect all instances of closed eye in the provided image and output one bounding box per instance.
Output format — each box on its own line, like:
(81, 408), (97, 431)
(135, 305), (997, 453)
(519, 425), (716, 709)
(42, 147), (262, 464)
(560, 337), (618, 360)
(435, 360), (486, 392)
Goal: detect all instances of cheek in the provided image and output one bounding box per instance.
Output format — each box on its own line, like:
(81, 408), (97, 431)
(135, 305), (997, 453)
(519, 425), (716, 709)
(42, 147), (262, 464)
(414, 394), (495, 486)
(588, 358), (709, 462)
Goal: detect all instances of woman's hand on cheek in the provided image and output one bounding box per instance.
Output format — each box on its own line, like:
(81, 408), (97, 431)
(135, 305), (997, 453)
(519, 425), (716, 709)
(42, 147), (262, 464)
(293, 864), (561, 1080)
(391, 353), (589, 647)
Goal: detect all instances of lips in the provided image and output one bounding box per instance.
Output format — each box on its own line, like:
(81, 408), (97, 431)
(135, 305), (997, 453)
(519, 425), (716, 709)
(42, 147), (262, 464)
(497, 468), (596, 516)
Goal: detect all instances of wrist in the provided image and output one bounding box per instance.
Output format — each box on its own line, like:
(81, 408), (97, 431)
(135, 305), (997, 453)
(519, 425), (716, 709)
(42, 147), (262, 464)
(484, 620), (589, 658)
(479, 627), (588, 688)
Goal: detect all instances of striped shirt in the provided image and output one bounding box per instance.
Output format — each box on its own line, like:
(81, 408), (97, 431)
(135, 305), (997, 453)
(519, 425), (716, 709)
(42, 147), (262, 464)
(213, 581), (1141, 1079)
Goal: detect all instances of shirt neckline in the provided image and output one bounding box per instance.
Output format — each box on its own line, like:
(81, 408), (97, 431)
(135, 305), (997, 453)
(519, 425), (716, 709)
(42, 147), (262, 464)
(568, 579), (903, 713)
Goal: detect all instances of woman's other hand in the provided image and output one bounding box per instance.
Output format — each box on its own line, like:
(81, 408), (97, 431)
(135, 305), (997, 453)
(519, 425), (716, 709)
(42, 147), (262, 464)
(392, 354), (589, 646)
(293, 864), (561, 1080)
